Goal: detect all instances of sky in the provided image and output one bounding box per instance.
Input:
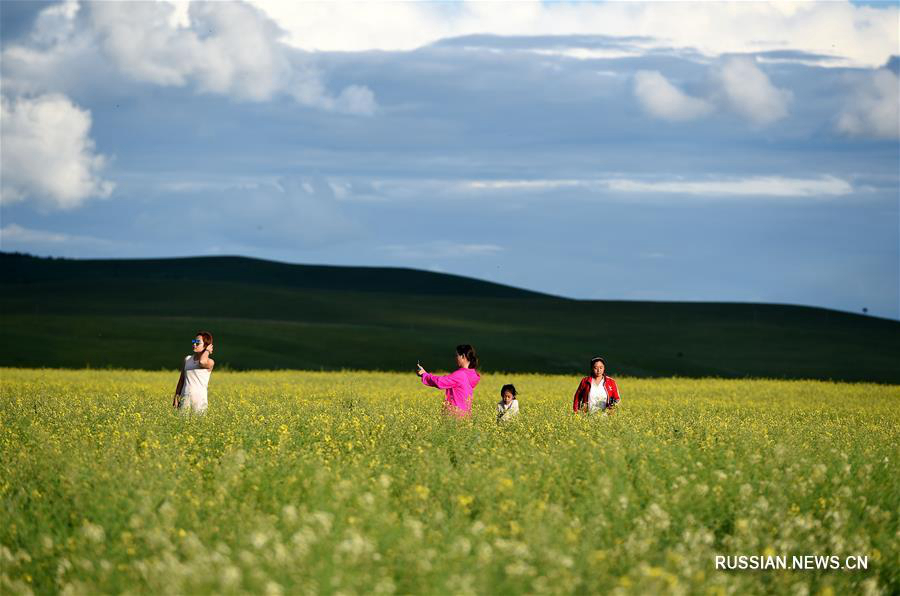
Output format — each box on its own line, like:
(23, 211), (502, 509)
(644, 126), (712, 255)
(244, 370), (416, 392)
(1, 1), (898, 318)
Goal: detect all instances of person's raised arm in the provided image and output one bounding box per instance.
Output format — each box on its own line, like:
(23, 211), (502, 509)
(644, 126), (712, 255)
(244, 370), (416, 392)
(198, 344), (215, 370)
(420, 369), (460, 389)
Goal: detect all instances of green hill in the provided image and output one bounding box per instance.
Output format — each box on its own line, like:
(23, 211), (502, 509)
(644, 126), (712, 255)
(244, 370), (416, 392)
(2, 252), (898, 383)
(0, 252), (548, 298)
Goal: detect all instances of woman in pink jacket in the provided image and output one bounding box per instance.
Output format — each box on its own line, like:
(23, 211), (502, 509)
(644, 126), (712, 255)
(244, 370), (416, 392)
(416, 344), (481, 417)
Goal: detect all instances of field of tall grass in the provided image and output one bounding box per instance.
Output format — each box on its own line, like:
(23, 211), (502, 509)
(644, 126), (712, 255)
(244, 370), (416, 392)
(2, 369), (897, 594)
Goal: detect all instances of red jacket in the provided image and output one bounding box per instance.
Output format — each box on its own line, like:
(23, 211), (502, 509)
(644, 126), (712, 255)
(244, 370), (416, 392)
(572, 376), (620, 412)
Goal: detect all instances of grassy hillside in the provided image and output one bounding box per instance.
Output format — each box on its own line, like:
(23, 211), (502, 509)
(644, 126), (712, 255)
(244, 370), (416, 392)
(2, 252), (898, 382)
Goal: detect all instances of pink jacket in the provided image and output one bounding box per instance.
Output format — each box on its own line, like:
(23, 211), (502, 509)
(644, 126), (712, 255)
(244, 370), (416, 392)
(421, 368), (481, 416)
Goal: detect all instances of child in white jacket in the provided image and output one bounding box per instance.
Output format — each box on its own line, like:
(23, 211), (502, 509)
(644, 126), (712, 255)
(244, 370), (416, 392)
(497, 384), (519, 423)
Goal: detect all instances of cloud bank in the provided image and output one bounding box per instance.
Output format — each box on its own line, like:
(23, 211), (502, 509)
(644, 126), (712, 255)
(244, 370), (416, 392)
(252, 0), (897, 68)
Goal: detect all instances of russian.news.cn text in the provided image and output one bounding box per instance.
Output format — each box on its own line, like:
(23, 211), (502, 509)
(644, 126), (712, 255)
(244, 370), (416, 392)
(715, 555), (869, 571)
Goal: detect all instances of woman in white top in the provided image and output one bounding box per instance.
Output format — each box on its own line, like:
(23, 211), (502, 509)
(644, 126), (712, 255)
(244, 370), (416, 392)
(497, 384), (520, 423)
(173, 331), (215, 413)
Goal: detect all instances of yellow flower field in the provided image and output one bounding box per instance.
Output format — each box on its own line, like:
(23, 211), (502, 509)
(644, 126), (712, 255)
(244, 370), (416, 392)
(1, 369), (898, 594)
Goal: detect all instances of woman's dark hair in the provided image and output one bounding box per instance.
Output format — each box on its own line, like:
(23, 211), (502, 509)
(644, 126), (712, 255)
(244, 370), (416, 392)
(500, 384), (517, 397)
(197, 331), (214, 347)
(456, 344), (479, 369)
(589, 356), (607, 375)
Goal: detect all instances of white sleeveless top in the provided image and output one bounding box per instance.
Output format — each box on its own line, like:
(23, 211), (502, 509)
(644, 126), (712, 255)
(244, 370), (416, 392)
(588, 378), (608, 413)
(182, 355), (211, 399)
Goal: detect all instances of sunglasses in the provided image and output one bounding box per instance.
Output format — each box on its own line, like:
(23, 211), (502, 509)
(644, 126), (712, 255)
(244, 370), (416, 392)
(191, 339), (202, 346)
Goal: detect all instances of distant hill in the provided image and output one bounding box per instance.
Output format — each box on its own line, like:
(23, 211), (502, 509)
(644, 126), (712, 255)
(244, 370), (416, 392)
(2, 252), (898, 383)
(0, 252), (548, 298)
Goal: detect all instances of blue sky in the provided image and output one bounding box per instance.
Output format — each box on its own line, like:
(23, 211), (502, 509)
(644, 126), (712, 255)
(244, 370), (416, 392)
(1, 1), (898, 318)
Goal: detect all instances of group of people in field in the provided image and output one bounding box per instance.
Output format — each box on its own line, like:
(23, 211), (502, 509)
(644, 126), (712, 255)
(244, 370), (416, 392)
(415, 344), (621, 421)
(173, 333), (621, 420)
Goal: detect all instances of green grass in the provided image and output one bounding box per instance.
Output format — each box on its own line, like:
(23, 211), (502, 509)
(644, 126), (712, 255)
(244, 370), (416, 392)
(2, 253), (898, 382)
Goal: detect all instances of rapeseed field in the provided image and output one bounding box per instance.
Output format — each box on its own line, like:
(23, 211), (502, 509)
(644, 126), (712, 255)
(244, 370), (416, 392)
(1, 369), (898, 595)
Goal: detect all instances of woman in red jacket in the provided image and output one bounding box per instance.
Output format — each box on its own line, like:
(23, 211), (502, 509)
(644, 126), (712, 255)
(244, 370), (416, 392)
(572, 356), (620, 414)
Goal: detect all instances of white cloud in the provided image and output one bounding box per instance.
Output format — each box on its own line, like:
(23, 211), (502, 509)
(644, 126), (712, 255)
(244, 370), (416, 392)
(381, 242), (504, 259)
(89, 2), (285, 100)
(837, 68), (899, 139)
(634, 70), (712, 122)
(529, 47), (647, 61)
(0, 6), (99, 97)
(0, 94), (114, 209)
(0, 224), (111, 249)
(333, 85), (377, 117)
(465, 179), (583, 191)
(606, 175), (853, 198)
(345, 175), (855, 202)
(716, 57), (792, 125)
(30, 0), (80, 46)
(3, 1), (375, 115)
(89, 1), (375, 113)
(252, 0), (897, 68)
